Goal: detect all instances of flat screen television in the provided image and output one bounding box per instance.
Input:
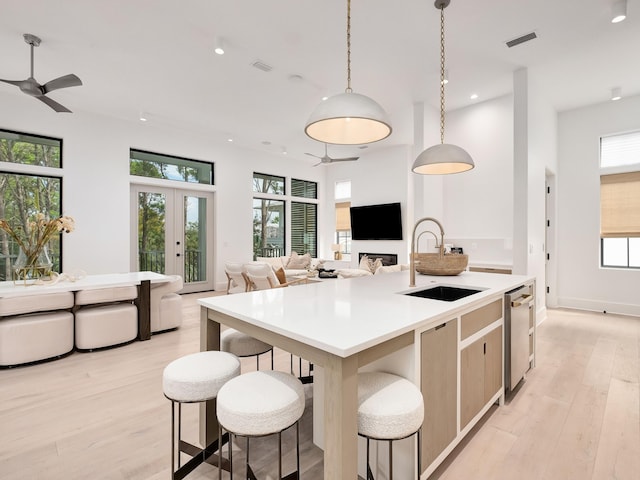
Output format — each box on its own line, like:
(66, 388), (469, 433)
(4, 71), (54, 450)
(350, 202), (403, 240)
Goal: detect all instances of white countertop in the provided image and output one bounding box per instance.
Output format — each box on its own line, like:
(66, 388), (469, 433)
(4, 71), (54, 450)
(198, 270), (533, 358)
(0, 271), (169, 297)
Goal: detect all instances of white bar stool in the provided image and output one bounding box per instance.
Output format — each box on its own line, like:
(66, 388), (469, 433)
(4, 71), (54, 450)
(358, 371), (424, 480)
(163, 351), (241, 479)
(216, 370), (305, 479)
(220, 328), (274, 371)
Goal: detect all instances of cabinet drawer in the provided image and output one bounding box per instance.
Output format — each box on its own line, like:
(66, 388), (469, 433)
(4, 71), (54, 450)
(461, 299), (502, 340)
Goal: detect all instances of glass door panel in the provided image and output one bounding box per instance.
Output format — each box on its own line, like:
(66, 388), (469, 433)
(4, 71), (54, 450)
(132, 185), (214, 293)
(182, 195), (208, 284)
(137, 191), (167, 273)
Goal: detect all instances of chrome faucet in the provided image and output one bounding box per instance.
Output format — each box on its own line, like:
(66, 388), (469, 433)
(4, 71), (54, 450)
(410, 217), (445, 287)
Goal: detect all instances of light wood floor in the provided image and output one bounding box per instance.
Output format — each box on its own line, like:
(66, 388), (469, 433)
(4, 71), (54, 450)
(1, 294), (639, 479)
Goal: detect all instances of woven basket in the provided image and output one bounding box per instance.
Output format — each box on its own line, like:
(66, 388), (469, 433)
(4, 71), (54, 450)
(413, 253), (468, 276)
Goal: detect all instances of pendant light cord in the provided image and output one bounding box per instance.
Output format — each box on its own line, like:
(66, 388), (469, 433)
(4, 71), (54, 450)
(439, 5), (446, 144)
(346, 0), (352, 93)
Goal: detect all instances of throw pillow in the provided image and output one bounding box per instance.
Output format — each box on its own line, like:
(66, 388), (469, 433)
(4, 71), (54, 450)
(371, 257), (383, 273)
(359, 254), (372, 273)
(274, 267), (287, 284)
(287, 251), (311, 269)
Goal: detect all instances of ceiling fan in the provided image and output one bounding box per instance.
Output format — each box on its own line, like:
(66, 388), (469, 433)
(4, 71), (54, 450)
(304, 143), (359, 166)
(0, 33), (82, 113)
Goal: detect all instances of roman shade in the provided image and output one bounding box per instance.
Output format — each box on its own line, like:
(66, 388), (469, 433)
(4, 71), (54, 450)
(600, 171), (640, 237)
(336, 201), (351, 232)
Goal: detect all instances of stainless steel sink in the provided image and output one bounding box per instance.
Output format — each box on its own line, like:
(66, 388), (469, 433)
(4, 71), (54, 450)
(404, 285), (482, 302)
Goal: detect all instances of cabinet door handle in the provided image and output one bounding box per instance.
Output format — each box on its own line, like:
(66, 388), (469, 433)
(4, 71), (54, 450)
(435, 323), (447, 330)
(483, 342), (487, 354)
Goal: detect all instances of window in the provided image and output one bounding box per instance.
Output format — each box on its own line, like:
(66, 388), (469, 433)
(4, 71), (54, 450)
(0, 129), (63, 281)
(291, 178), (317, 199)
(335, 181), (352, 255)
(130, 149), (213, 185)
(291, 202), (317, 257)
(600, 131), (640, 268)
(252, 173), (317, 259)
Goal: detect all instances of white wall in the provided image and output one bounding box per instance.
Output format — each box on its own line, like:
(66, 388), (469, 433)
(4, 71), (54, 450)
(0, 91), (323, 290)
(557, 94), (640, 316)
(322, 145), (411, 266)
(527, 73), (558, 318)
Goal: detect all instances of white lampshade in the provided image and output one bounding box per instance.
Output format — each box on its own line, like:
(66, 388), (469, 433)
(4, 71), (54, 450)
(305, 91), (392, 145)
(412, 143), (475, 175)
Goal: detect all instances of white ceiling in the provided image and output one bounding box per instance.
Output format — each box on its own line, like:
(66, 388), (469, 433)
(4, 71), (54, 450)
(1, 0), (639, 162)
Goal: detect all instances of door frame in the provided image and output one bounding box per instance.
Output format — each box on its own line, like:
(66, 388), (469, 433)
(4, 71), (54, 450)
(130, 183), (215, 293)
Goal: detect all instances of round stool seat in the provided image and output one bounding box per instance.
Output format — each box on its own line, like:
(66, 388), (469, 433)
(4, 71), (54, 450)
(357, 372), (424, 440)
(221, 328), (272, 357)
(217, 370), (305, 436)
(163, 351), (241, 403)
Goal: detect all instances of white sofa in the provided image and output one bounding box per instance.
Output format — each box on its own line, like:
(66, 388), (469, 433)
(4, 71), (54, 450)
(255, 253), (325, 280)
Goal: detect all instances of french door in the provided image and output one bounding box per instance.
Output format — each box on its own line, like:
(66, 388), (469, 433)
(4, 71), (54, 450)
(131, 185), (214, 293)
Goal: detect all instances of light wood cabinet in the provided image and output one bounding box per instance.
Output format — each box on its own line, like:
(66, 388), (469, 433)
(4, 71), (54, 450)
(421, 318), (458, 466)
(461, 325), (503, 429)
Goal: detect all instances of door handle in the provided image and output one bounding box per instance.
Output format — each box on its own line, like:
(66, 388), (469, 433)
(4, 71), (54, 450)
(511, 294), (533, 308)
(176, 253), (181, 257)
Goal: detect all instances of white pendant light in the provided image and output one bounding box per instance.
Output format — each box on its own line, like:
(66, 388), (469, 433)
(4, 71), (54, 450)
(304, 0), (391, 145)
(413, 0), (474, 175)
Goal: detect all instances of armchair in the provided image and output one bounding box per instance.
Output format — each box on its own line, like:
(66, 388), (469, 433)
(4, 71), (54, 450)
(150, 275), (183, 334)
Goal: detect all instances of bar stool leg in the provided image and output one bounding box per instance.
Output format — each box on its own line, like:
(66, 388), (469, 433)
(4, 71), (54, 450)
(218, 426), (222, 480)
(171, 402), (176, 476)
(278, 431), (282, 479)
(388, 439), (393, 480)
(177, 403), (182, 469)
(366, 437), (373, 480)
(417, 428), (422, 479)
(296, 422), (300, 478)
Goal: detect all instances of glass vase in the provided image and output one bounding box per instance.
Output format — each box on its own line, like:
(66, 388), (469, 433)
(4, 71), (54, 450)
(13, 246), (54, 285)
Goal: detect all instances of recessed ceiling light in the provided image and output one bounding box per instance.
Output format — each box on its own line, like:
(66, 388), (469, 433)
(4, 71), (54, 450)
(440, 69), (449, 85)
(139, 112), (148, 122)
(611, 0), (627, 23)
(321, 96), (329, 101)
(611, 87), (622, 101)
(261, 140), (271, 145)
(227, 138), (233, 142)
(282, 147), (287, 155)
(214, 37), (225, 55)
(470, 93), (478, 100)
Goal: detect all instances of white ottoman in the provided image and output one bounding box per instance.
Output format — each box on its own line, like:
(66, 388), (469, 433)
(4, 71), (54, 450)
(74, 286), (138, 351)
(358, 371), (424, 479)
(216, 370), (305, 479)
(75, 303), (138, 350)
(220, 328), (273, 371)
(162, 351), (241, 477)
(0, 291), (74, 367)
(0, 311), (74, 367)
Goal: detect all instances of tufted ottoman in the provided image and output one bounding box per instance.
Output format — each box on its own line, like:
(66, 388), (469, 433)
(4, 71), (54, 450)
(216, 370), (305, 479)
(357, 371), (424, 479)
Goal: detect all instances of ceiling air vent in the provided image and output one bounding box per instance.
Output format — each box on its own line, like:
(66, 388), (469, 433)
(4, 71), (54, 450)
(251, 60), (273, 72)
(506, 31), (537, 48)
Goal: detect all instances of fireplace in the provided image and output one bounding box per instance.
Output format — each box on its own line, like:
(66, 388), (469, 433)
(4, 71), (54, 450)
(358, 252), (398, 266)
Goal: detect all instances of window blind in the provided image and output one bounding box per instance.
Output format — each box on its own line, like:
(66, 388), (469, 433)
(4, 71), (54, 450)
(336, 201), (351, 232)
(600, 171), (640, 237)
(601, 131), (640, 168)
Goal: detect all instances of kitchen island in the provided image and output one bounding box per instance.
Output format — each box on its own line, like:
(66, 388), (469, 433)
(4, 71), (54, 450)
(198, 269), (535, 479)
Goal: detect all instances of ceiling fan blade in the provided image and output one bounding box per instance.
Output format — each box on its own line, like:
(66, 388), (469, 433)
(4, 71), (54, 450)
(41, 74), (82, 94)
(36, 95), (72, 113)
(305, 152), (322, 159)
(313, 161), (323, 167)
(333, 157), (359, 162)
(0, 78), (24, 87)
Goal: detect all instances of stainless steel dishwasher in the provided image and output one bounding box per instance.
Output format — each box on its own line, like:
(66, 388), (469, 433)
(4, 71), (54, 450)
(505, 283), (534, 392)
